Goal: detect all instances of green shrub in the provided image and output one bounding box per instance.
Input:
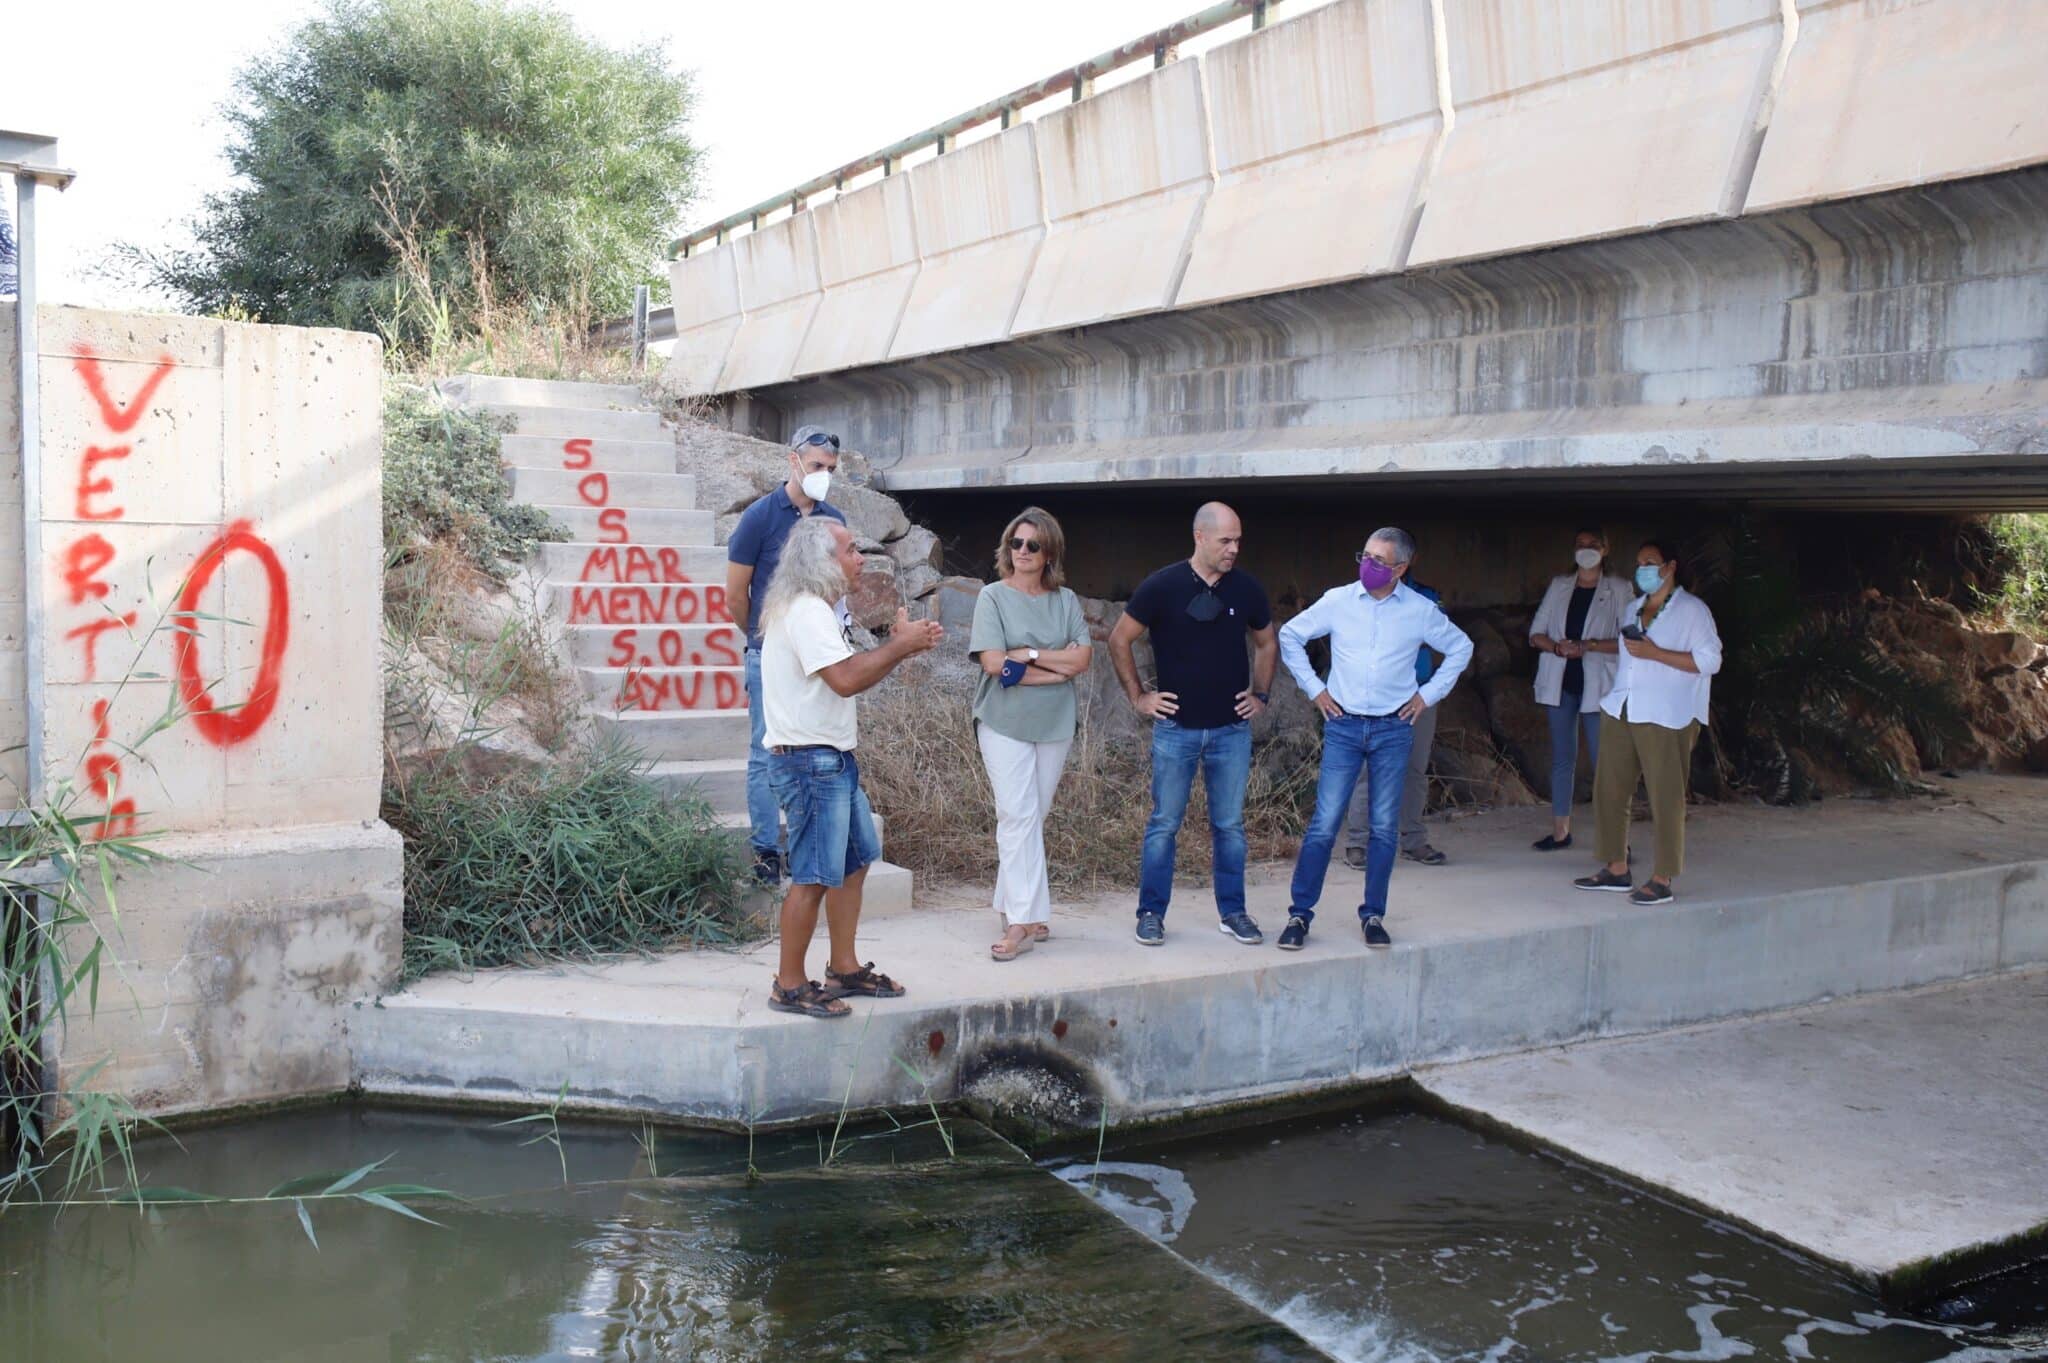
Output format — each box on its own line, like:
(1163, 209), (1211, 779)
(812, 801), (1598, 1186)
(383, 381), (563, 578)
(1980, 513), (2048, 628)
(386, 738), (755, 981)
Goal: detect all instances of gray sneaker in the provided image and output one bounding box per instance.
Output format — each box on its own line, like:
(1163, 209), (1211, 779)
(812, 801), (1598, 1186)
(1135, 912), (1166, 946)
(1217, 913), (1263, 945)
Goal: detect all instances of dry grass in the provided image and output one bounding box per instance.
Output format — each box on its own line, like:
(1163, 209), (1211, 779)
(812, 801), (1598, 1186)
(858, 661), (1318, 895)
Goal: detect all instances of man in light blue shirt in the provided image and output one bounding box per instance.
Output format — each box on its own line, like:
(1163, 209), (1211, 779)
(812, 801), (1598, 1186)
(1276, 527), (1473, 951)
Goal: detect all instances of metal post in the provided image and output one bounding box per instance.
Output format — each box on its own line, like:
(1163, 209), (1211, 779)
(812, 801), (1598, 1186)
(1252, 0), (1269, 28)
(631, 284), (649, 372)
(13, 174), (44, 820)
(1000, 107), (1013, 130)
(935, 132), (948, 155)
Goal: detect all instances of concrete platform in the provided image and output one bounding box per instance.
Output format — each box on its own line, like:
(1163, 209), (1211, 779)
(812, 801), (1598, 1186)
(1415, 970), (2048, 1302)
(352, 775), (2047, 1137)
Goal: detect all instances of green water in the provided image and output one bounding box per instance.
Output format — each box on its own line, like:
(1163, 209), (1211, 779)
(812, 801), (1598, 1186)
(2, 1102), (2041, 1362)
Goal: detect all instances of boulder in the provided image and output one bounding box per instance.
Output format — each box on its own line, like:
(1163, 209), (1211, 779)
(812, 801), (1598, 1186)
(847, 554), (901, 629)
(899, 564), (943, 602)
(1479, 674), (1552, 794)
(831, 479), (912, 546)
(888, 526), (943, 572)
(931, 576), (985, 633)
(1459, 614), (1512, 682)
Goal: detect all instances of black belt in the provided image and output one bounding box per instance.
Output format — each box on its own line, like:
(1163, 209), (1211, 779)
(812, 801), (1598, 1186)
(770, 743), (844, 756)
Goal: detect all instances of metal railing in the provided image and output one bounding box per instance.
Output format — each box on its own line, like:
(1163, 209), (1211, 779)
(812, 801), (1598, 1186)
(672, 0), (1277, 258)
(1, 131), (78, 824)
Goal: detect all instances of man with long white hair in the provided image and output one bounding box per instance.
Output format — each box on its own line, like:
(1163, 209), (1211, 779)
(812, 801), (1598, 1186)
(760, 517), (943, 1018)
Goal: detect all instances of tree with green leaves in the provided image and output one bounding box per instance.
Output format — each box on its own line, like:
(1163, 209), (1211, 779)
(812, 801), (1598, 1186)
(137, 0), (699, 340)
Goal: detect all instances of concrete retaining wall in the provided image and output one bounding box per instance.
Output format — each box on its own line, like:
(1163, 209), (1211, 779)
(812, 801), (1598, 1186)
(794, 174), (919, 377)
(3, 304), (401, 1116)
(663, 0), (2048, 403)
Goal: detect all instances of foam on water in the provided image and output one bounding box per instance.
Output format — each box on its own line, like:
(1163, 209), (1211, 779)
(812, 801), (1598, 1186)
(1050, 1160), (1198, 1243)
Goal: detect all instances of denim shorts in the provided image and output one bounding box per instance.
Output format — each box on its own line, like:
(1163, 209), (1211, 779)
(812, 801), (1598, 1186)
(767, 746), (882, 887)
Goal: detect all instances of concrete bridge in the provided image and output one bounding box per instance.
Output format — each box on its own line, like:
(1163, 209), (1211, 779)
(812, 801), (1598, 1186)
(659, 0), (2048, 510)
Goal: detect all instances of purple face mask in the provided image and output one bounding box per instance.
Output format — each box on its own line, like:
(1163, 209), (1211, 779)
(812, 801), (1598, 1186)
(1358, 556), (1397, 591)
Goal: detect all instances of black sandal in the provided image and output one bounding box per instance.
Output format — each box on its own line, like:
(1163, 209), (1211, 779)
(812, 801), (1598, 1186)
(825, 961), (906, 999)
(768, 979), (851, 1018)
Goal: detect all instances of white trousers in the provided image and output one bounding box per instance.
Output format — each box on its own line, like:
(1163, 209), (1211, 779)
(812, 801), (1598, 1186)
(976, 724), (1072, 925)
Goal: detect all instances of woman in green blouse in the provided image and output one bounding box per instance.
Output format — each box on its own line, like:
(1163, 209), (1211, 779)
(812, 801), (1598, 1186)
(969, 508), (1093, 961)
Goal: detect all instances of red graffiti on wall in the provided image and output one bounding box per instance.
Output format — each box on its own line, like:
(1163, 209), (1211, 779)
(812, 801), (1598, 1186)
(561, 438), (594, 470)
(53, 352), (296, 836)
(567, 584), (730, 625)
(578, 546), (692, 582)
(172, 520), (292, 747)
(604, 626), (743, 669)
(613, 668), (745, 713)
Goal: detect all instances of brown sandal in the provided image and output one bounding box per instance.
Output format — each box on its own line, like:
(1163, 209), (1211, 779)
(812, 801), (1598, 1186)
(825, 961), (906, 998)
(990, 929), (1035, 962)
(767, 978), (851, 1018)
(995, 916), (1052, 943)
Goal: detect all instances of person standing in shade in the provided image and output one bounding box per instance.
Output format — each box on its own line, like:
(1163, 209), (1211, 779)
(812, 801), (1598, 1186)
(1109, 503), (1277, 947)
(726, 426), (847, 886)
(1529, 528), (1631, 851)
(1277, 527), (1472, 952)
(761, 518), (943, 1018)
(970, 508), (1093, 962)
(1574, 541), (1722, 906)
(1342, 567), (1448, 870)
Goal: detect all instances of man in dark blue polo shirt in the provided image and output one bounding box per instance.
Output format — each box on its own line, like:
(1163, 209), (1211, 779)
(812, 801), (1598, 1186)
(726, 426), (848, 884)
(1108, 503), (1277, 947)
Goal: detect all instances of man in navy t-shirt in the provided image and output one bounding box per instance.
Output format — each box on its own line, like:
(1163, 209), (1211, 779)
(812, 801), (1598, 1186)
(1107, 503), (1277, 947)
(726, 425), (848, 884)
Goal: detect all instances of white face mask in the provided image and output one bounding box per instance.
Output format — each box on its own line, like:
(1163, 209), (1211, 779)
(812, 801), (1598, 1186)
(1574, 548), (1603, 570)
(800, 470), (832, 502)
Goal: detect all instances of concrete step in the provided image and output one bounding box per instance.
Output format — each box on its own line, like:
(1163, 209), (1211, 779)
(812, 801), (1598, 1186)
(508, 468), (698, 510)
(642, 756), (747, 811)
(568, 623), (746, 668)
(715, 809), (891, 860)
(535, 543), (729, 586)
(440, 374), (651, 410)
(501, 433), (675, 476)
(592, 708), (749, 761)
(482, 404), (668, 441)
(584, 666), (748, 714)
(533, 504), (712, 545)
(547, 580), (733, 627)
(737, 860), (914, 925)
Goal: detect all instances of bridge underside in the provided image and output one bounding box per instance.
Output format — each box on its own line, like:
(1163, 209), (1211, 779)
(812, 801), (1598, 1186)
(755, 171), (2048, 513)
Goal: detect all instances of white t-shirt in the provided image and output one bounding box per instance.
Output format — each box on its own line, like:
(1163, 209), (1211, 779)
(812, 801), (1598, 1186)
(762, 595), (858, 750)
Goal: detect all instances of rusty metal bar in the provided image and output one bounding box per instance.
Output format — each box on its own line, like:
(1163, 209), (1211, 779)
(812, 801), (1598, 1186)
(670, 0), (1278, 257)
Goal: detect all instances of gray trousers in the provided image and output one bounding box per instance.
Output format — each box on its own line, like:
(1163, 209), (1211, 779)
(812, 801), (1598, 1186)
(1344, 702), (1436, 854)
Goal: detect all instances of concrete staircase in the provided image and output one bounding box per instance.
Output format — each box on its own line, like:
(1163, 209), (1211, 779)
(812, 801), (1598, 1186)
(436, 374), (913, 916)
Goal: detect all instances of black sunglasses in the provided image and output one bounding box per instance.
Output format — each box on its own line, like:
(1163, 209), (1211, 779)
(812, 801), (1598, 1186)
(1009, 537), (1043, 554)
(796, 431), (841, 451)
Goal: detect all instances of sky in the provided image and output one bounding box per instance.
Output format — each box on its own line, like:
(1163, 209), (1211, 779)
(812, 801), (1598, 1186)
(4, 0), (1326, 310)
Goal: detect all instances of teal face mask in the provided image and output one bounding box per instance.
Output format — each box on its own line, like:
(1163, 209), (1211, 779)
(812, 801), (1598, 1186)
(1635, 564), (1666, 594)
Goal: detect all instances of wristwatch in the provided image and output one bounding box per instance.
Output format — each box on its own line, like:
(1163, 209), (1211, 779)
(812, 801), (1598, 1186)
(1254, 691), (1270, 704)
(1027, 648), (1040, 663)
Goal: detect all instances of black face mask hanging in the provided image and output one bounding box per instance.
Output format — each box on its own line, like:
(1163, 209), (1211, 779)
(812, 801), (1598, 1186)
(1186, 586), (1226, 623)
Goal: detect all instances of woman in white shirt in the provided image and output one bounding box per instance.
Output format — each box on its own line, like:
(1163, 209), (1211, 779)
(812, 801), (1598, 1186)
(1573, 541), (1722, 907)
(1528, 528), (1631, 852)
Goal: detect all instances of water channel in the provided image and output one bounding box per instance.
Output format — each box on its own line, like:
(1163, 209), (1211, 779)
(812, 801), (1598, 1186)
(3, 1100), (2041, 1361)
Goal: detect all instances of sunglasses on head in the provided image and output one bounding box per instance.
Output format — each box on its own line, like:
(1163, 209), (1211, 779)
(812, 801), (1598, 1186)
(1009, 537), (1043, 554)
(796, 431), (841, 451)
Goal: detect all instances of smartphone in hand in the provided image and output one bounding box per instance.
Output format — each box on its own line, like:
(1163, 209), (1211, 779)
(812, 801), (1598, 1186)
(1620, 623), (1645, 641)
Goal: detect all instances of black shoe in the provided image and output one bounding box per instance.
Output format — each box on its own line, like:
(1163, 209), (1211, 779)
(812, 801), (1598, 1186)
(1218, 913), (1263, 945)
(1402, 844), (1447, 866)
(1574, 867), (1632, 892)
(1135, 911), (1166, 946)
(1276, 915), (1309, 951)
(1532, 833), (1572, 851)
(1342, 846), (1366, 871)
(1361, 915), (1392, 948)
(751, 850), (783, 887)
(1629, 880), (1674, 906)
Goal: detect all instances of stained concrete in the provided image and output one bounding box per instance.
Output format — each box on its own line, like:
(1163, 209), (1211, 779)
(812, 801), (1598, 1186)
(353, 774), (2048, 1139)
(1416, 969), (2048, 1299)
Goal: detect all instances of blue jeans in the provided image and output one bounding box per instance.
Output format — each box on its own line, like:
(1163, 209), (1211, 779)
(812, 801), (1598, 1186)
(743, 648), (778, 855)
(1547, 698), (1603, 819)
(1289, 714), (1416, 922)
(1138, 720), (1252, 920)
(767, 746), (881, 887)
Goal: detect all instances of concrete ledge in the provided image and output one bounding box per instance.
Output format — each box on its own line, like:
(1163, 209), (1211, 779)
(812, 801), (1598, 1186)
(56, 821), (404, 1119)
(353, 778), (2048, 1134)
(794, 175), (918, 377)
(1416, 970), (2048, 1301)
(662, 250), (743, 396)
(889, 124), (1045, 361)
